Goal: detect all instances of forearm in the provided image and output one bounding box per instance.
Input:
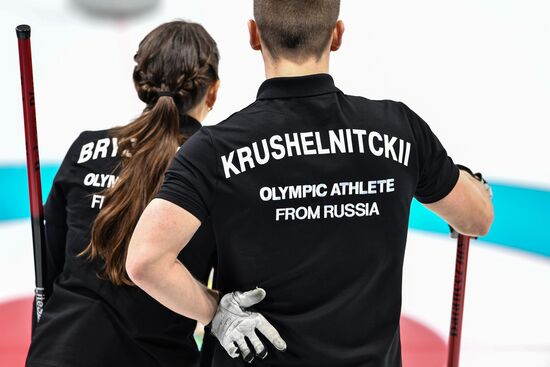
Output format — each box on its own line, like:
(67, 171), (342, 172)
(426, 169), (494, 237)
(127, 199), (219, 324)
(127, 201), (287, 362)
(132, 258), (219, 325)
(461, 169), (494, 222)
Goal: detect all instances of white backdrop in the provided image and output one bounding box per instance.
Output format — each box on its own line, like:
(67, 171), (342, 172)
(1, 2), (550, 365)
(1, 0), (549, 188)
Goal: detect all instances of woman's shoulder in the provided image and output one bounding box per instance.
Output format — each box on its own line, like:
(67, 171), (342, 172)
(74, 128), (114, 143)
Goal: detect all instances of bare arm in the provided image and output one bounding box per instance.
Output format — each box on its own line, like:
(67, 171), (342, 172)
(425, 170), (494, 237)
(126, 198), (219, 325)
(127, 198), (287, 361)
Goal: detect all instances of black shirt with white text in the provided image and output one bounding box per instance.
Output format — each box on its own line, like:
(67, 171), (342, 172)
(157, 74), (459, 367)
(26, 115), (216, 367)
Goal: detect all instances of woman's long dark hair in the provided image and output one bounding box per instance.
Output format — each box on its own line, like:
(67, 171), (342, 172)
(81, 21), (219, 285)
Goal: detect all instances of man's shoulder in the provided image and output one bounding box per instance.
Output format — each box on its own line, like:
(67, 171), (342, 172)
(201, 94), (412, 139)
(342, 93), (416, 127)
(343, 93), (406, 112)
(201, 101), (267, 141)
(209, 101), (264, 128)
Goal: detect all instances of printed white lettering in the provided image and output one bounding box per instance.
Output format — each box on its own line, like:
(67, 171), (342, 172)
(345, 129), (354, 153)
(236, 147), (255, 172)
(270, 135), (285, 160)
(92, 138), (110, 160)
(285, 133), (302, 157)
(403, 142), (411, 166)
(83, 173), (95, 186)
(383, 135), (398, 161)
(352, 129), (367, 153)
(83, 173), (118, 188)
(252, 140), (270, 165)
(221, 151), (240, 178)
(221, 130), (413, 178)
(91, 194), (104, 209)
(329, 129), (346, 154)
(77, 137), (119, 164)
(260, 187), (271, 201)
(368, 132), (383, 157)
(315, 132), (330, 154)
(300, 132), (316, 155)
(111, 138), (119, 157)
(78, 142), (94, 164)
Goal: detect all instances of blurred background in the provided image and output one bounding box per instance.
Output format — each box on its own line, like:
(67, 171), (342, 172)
(1, 0), (549, 366)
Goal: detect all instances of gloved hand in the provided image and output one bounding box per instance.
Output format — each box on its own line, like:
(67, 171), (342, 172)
(211, 288), (287, 363)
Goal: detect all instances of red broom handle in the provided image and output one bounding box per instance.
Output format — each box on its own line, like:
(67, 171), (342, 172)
(447, 234), (472, 367)
(16, 24), (47, 324)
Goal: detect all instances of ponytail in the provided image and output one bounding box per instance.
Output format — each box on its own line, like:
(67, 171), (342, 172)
(80, 21), (219, 285)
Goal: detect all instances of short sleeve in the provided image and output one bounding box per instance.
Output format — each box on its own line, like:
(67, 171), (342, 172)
(156, 128), (218, 222)
(402, 103), (459, 204)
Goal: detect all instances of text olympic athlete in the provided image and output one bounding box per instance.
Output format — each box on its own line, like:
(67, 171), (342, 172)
(127, 2), (494, 367)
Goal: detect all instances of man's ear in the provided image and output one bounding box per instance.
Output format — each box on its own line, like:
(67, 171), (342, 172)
(330, 20), (345, 52)
(248, 19), (262, 51)
(206, 80), (221, 110)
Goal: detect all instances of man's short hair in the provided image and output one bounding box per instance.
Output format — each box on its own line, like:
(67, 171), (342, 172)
(253, 0), (340, 61)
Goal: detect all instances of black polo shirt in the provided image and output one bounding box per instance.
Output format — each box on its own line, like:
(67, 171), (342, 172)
(157, 74), (459, 367)
(26, 115), (216, 367)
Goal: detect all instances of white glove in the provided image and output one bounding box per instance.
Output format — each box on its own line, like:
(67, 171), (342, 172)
(211, 288), (287, 363)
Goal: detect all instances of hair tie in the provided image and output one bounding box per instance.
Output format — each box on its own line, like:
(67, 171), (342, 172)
(158, 91), (174, 97)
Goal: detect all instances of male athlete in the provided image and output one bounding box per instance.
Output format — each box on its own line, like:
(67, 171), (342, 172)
(127, 1), (494, 366)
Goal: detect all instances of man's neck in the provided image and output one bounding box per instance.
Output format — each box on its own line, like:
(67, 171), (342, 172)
(263, 54), (330, 79)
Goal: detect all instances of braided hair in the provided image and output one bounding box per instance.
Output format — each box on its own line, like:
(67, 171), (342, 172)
(81, 21), (219, 285)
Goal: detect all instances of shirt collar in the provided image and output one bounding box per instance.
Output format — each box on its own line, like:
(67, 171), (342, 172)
(179, 114), (202, 136)
(256, 73), (340, 100)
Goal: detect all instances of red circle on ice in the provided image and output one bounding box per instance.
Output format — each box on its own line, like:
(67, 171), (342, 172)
(0, 297), (446, 366)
